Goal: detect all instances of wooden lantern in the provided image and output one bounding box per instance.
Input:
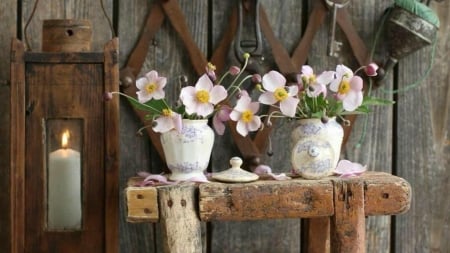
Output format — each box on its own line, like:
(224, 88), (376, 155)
(10, 19), (119, 253)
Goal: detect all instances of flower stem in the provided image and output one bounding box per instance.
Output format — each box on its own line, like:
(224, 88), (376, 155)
(110, 91), (162, 113)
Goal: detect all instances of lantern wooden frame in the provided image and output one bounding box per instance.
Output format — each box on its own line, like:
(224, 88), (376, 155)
(10, 37), (119, 253)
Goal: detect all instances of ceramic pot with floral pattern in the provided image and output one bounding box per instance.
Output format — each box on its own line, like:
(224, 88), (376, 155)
(160, 119), (214, 181)
(291, 117), (343, 179)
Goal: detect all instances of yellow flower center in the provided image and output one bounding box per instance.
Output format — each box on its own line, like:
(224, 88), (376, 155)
(241, 110), (254, 123)
(338, 80), (351, 94)
(196, 90), (210, 103)
(309, 75), (317, 83)
(207, 62), (216, 71)
(162, 108), (172, 117)
(274, 87), (288, 101)
(145, 82), (157, 94)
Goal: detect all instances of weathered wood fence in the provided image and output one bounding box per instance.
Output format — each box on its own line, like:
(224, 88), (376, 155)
(0, 0), (448, 252)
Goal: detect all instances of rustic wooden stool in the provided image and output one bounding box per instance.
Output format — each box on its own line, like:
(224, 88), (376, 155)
(125, 172), (411, 253)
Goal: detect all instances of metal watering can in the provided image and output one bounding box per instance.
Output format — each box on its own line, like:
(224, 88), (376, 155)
(377, 1), (439, 81)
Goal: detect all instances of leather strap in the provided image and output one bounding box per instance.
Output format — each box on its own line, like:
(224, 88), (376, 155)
(336, 7), (370, 66)
(119, 1), (167, 161)
(120, 3), (165, 86)
(161, 0), (208, 75)
(291, 2), (328, 69)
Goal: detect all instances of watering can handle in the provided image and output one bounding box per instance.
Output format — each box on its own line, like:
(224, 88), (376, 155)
(23, 0), (115, 51)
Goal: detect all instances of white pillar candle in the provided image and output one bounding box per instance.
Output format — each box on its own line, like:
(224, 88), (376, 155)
(48, 131), (82, 230)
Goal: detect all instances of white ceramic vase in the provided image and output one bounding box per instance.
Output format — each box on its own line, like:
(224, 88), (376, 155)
(291, 117), (343, 179)
(160, 119), (214, 181)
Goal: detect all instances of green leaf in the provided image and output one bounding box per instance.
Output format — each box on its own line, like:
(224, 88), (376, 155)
(362, 96), (395, 106)
(311, 111), (324, 118)
(127, 97), (167, 116)
(340, 105), (371, 115)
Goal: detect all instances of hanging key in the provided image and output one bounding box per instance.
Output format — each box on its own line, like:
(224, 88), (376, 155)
(325, 0), (350, 57)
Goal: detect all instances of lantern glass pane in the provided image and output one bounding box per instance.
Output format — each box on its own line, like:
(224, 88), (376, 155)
(46, 118), (83, 231)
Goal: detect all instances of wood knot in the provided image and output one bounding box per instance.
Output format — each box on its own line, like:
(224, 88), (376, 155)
(167, 199), (173, 208)
(181, 199), (187, 207)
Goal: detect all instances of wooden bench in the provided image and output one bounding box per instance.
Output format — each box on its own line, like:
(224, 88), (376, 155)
(125, 172), (411, 253)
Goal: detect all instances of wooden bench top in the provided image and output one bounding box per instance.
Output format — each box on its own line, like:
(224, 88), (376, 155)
(125, 172), (411, 223)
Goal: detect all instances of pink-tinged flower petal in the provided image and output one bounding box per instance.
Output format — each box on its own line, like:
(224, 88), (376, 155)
(153, 116), (174, 133)
(209, 85), (227, 104)
(173, 113), (183, 132)
(229, 110), (241, 121)
(334, 160), (367, 177)
(262, 70), (286, 91)
(248, 101), (260, 114)
(336, 64), (353, 77)
(258, 91), (278, 105)
(301, 65), (314, 76)
(307, 83), (327, 98)
(252, 165), (291, 180)
(136, 90), (152, 104)
(152, 89), (165, 100)
(143, 174), (170, 183)
(238, 90), (249, 98)
(287, 85), (299, 96)
(137, 171), (151, 178)
(137, 173), (179, 186)
(316, 71), (335, 85)
(350, 76), (363, 91)
(180, 86), (197, 108)
(217, 106), (232, 121)
(280, 97), (299, 117)
(247, 116), (261, 131)
(365, 63), (379, 77)
(236, 120), (249, 136)
(213, 114), (226, 135)
(195, 74), (214, 91)
(233, 94), (251, 112)
(329, 79), (340, 92)
(195, 102), (214, 117)
(135, 77), (148, 90)
(152, 112), (182, 133)
(342, 90), (363, 111)
(145, 70), (158, 81)
(270, 173), (291, 180)
(253, 164), (272, 174)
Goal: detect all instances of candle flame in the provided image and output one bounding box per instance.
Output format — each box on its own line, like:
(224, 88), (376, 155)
(61, 130), (70, 148)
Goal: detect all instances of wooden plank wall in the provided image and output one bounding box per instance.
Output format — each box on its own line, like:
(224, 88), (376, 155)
(0, 0), (448, 252)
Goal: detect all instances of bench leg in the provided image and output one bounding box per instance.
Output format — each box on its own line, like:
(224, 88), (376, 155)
(158, 184), (202, 253)
(331, 181), (365, 253)
(306, 217), (331, 253)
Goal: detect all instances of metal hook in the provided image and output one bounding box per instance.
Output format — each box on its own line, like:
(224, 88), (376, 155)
(234, 0), (264, 73)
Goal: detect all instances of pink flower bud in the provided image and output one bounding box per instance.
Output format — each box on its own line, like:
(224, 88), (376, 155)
(207, 71), (217, 82)
(205, 62), (217, 81)
(104, 92), (113, 101)
(229, 66), (240, 76)
(365, 63), (379, 77)
(251, 74), (262, 83)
